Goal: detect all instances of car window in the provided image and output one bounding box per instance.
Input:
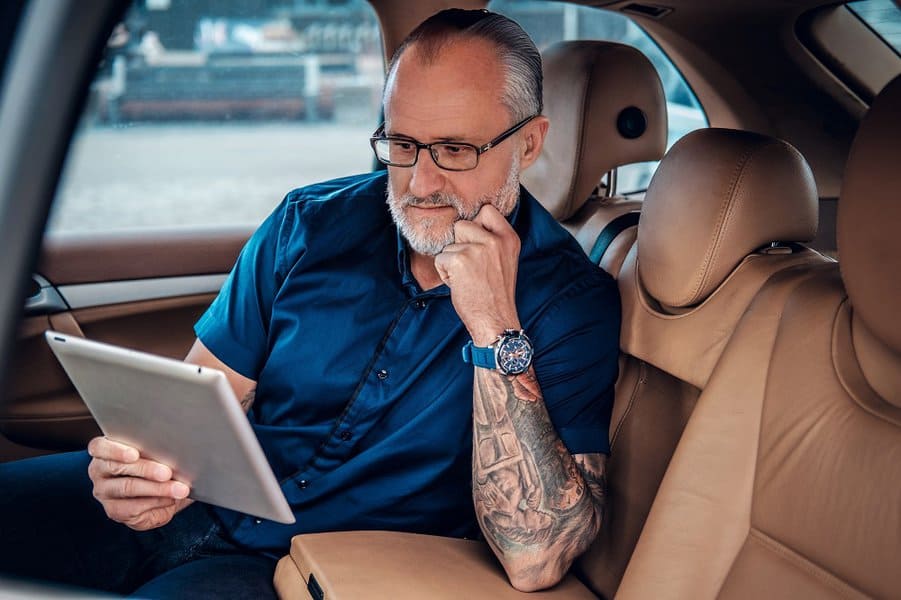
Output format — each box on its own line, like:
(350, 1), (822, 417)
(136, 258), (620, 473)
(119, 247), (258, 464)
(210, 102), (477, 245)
(489, 0), (708, 193)
(849, 0), (901, 54)
(47, 0), (384, 233)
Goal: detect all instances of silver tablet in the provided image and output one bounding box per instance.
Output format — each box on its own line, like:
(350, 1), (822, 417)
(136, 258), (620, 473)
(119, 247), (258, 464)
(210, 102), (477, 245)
(45, 330), (295, 525)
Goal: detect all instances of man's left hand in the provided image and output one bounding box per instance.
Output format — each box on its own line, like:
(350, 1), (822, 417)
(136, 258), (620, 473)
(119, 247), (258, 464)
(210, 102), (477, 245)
(434, 204), (522, 346)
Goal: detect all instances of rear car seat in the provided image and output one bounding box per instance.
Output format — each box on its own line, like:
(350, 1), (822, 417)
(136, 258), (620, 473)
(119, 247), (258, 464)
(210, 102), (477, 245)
(522, 40), (667, 278)
(577, 127), (827, 598)
(272, 126), (826, 599)
(273, 41), (670, 598)
(616, 74), (901, 599)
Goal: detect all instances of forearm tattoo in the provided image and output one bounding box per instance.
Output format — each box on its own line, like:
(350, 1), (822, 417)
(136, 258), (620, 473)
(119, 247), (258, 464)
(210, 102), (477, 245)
(473, 367), (606, 581)
(240, 389), (256, 413)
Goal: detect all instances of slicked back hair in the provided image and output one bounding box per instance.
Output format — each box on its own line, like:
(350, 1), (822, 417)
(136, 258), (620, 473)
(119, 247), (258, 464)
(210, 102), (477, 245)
(384, 9), (542, 123)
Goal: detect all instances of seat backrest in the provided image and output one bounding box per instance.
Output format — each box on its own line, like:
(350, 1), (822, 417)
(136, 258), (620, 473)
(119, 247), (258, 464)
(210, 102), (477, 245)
(521, 40), (667, 277)
(577, 128), (825, 598)
(617, 74), (901, 599)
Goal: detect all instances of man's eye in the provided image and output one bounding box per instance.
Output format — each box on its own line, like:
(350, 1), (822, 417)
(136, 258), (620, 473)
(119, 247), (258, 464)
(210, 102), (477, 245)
(441, 145), (465, 154)
(390, 141), (415, 152)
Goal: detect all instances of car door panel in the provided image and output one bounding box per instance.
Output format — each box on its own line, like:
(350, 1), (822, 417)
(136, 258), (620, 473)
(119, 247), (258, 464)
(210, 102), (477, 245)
(39, 226), (252, 284)
(1, 227), (250, 459)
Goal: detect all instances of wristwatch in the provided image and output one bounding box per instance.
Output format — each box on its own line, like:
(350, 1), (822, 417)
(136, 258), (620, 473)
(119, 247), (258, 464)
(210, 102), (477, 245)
(462, 329), (534, 375)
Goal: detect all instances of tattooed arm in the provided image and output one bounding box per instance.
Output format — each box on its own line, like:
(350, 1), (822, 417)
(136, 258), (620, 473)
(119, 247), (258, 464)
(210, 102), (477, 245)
(432, 204), (609, 590)
(472, 365), (607, 592)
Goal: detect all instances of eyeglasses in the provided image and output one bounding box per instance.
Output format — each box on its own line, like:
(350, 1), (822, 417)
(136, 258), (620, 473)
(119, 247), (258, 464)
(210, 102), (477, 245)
(369, 114), (538, 172)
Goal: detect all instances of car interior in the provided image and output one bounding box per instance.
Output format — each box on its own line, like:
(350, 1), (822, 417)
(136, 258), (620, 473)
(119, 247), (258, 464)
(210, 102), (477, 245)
(0, 0), (899, 598)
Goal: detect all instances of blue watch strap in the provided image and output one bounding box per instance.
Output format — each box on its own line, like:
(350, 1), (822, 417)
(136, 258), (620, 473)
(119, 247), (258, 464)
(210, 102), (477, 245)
(462, 340), (496, 369)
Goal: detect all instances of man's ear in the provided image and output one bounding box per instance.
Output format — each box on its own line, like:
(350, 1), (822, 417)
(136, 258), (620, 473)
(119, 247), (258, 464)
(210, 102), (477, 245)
(518, 116), (549, 170)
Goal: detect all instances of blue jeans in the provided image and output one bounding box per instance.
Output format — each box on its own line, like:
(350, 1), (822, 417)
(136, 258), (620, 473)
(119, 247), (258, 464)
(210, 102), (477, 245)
(0, 451), (278, 598)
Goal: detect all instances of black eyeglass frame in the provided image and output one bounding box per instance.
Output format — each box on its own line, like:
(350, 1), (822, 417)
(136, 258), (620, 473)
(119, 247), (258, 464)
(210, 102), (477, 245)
(369, 114), (538, 172)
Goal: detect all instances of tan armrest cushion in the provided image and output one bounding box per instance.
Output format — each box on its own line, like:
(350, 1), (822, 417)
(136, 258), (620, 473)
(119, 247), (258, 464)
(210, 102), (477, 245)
(273, 530), (597, 600)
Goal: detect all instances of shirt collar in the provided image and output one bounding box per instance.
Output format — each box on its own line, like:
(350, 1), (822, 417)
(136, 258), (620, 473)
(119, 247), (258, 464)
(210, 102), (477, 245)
(395, 189), (525, 296)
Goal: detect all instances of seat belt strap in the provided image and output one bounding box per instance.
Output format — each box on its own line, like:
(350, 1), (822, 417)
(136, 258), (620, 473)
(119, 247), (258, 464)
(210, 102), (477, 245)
(588, 211), (640, 264)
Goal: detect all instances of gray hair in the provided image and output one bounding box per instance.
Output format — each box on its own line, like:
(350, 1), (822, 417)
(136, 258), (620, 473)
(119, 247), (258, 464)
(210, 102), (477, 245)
(384, 9), (542, 123)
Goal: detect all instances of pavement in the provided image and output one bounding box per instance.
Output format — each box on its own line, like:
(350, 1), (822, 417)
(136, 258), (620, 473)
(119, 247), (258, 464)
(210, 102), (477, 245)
(50, 121), (378, 233)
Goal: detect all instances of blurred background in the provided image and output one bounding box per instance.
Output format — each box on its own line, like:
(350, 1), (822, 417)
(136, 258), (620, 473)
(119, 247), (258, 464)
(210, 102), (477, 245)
(50, 0), (711, 233)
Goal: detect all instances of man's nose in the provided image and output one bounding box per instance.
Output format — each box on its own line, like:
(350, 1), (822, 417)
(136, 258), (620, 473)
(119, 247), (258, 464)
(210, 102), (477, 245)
(408, 148), (445, 198)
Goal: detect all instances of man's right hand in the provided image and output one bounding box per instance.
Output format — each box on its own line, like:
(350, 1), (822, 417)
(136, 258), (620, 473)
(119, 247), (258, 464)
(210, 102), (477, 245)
(87, 436), (192, 531)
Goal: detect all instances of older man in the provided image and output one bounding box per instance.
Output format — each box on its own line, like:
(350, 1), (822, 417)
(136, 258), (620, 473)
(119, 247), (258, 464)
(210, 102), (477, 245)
(1, 9), (618, 597)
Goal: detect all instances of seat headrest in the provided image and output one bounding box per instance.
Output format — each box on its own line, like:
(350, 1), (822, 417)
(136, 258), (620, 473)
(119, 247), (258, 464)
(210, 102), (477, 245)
(522, 41), (667, 221)
(837, 74), (901, 354)
(638, 128), (818, 308)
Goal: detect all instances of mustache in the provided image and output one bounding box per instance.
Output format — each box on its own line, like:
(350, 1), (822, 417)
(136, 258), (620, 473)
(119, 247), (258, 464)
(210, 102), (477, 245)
(404, 193), (455, 208)
(401, 193), (480, 220)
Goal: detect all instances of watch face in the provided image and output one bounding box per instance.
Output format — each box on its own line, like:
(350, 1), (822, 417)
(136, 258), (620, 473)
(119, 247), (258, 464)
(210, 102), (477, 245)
(497, 334), (533, 375)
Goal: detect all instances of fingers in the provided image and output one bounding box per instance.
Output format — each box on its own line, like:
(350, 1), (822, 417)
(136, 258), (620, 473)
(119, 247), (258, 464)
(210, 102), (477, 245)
(434, 252), (450, 285)
(434, 246), (464, 285)
(87, 436), (189, 498)
(453, 210), (519, 250)
(89, 456), (173, 482)
(96, 474), (190, 500)
(452, 220), (491, 244)
(88, 436), (139, 463)
(104, 497), (181, 531)
(103, 496), (176, 523)
(86, 436), (191, 531)
(126, 506), (179, 531)
(88, 437), (178, 484)
(472, 203), (510, 233)
(436, 204), (522, 345)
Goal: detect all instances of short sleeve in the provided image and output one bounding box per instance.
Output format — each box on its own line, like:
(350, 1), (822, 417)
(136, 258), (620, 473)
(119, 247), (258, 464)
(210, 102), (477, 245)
(529, 273), (620, 455)
(194, 195), (294, 379)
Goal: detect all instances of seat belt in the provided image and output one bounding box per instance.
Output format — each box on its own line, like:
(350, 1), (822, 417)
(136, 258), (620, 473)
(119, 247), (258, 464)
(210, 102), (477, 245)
(588, 211), (640, 264)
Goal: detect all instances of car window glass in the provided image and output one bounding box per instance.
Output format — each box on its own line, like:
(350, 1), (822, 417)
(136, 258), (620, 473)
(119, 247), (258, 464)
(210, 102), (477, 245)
(48, 0), (384, 233)
(849, 0), (901, 54)
(489, 0), (708, 193)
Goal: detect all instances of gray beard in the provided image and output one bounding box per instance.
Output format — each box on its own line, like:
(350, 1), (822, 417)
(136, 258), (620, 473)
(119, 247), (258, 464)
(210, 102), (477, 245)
(387, 157), (521, 256)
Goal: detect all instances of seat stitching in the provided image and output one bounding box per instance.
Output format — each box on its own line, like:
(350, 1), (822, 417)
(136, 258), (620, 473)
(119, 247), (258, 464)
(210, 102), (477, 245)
(684, 144), (756, 306)
(610, 359), (645, 449)
(832, 297), (901, 427)
(745, 528), (869, 599)
(702, 142), (784, 303)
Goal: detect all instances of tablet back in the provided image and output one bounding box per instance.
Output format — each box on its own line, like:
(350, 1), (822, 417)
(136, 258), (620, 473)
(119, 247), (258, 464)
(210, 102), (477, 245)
(45, 330), (295, 525)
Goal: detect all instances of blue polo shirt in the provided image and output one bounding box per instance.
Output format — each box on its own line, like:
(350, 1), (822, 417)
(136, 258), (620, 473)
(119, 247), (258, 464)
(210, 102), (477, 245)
(195, 170), (619, 556)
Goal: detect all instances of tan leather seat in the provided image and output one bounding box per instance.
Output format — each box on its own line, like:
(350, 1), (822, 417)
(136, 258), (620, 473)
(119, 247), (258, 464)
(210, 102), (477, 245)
(617, 74), (901, 599)
(578, 127), (825, 599)
(522, 40), (667, 277)
(271, 127), (826, 600)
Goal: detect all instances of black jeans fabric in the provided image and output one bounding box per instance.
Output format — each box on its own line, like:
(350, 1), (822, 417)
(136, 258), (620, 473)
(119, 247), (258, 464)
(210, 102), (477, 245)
(0, 451), (278, 599)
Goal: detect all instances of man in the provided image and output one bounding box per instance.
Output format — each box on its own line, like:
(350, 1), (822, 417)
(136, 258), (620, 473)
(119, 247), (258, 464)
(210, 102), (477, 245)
(0, 9), (618, 597)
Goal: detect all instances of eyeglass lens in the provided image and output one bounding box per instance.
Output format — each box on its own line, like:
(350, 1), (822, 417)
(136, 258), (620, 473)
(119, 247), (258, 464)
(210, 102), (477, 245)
(374, 139), (478, 170)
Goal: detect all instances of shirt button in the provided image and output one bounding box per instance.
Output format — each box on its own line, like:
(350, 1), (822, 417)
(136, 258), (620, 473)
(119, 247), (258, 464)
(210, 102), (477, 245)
(376, 369), (388, 380)
(339, 430), (353, 441)
(254, 519), (262, 525)
(414, 299), (427, 309)
(297, 479), (308, 489)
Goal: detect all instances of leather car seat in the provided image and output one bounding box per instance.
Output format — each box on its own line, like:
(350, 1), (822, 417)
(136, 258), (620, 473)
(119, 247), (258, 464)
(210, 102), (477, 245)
(521, 40), (667, 278)
(616, 74), (901, 599)
(579, 127), (826, 598)
(271, 127), (827, 600)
